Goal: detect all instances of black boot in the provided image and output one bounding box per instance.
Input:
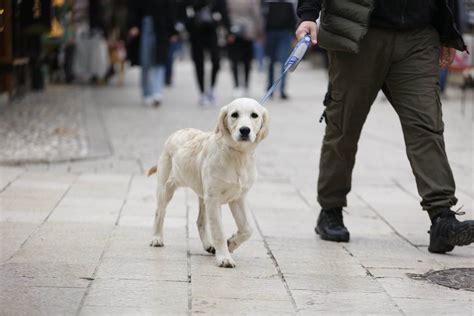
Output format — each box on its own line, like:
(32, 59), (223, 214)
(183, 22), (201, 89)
(315, 208), (350, 242)
(428, 209), (474, 254)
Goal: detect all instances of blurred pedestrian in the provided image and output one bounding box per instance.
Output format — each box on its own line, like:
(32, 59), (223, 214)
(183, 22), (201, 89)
(263, 0), (297, 100)
(165, 0), (187, 87)
(296, 0), (474, 252)
(226, 0), (264, 98)
(164, 27), (185, 87)
(127, 0), (177, 107)
(183, 0), (230, 106)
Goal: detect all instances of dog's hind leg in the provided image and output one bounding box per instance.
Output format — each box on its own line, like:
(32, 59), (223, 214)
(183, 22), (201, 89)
(197, 197), (214, 254)
(228, 197), (253, 253)
(150, 155), (175, 247)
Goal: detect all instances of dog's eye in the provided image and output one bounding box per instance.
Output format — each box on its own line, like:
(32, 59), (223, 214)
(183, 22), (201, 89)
(231, 112), (239, 118)
(251, 113), (259, 119)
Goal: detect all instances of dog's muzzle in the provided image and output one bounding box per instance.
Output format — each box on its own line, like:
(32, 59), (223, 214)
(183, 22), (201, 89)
(239, 127), (251, 141)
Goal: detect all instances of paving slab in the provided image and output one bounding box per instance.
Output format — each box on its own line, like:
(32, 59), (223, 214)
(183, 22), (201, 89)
(292, 290), (401, 314)
(0, 222), (38, 263)
(82, 279), (188, 312)
(192, 275), (290, 301)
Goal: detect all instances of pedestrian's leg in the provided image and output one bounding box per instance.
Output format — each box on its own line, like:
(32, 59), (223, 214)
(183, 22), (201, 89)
(141, 65), (151, 99)
(315, 29), (393, 243)
(150, 65), (165, 104)
(384, 28), (474, 253)
(265, 32), (277, 93)
(165, 42), (176, 86)
(254, 41), (265, 72)
(243, 40), (253, 90)
(139, 17), (154, 101)
(231, 57), (239, 88)
(439, 68), (449, 95)
(383, 27), (457, 214)
(190, 35), (205, 94)
(209, 31), (220, 91)
(318, 29), (392, 209)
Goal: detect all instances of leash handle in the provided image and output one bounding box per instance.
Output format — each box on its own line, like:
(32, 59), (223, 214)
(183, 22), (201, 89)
(260, 34), (311, 105)
(285, 34), (311, 72)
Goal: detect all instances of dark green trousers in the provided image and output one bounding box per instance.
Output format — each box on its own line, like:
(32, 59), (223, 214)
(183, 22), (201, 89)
(318, 26), (458, 212)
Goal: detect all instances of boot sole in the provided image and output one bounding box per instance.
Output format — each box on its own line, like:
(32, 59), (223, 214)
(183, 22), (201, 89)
(429, 222), (474, 253)
(315, 226), (350, 242)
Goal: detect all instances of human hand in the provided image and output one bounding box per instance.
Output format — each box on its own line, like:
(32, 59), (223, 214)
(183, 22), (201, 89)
(296, 21), (317, 45)
(227, 34), (236, 44)
(439, 47), (456, 69)
(128, 27), (139, 38)
(170, 35), (179, 43)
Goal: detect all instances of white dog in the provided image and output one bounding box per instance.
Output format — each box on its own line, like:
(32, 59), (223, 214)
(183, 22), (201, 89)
(147, 98), (269, 268)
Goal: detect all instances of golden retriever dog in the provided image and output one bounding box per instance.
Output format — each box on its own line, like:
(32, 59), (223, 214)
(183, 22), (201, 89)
(147, 98), (269, 268)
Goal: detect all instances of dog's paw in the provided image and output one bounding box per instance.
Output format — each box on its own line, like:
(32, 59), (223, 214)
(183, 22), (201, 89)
(216, 257), (236, 268)
(149, 237), (164, 247)
(205, 246), (216, 254)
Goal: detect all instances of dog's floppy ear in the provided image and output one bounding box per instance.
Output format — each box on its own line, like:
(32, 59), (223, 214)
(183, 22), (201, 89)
(256, 108), (269, 143)
(215, 105), (230, 137)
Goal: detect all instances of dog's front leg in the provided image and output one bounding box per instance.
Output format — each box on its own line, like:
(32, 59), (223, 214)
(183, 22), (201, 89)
(197, 198), (214, 254)
(228, 197), (253, 253)
(205, 199), (236, 268)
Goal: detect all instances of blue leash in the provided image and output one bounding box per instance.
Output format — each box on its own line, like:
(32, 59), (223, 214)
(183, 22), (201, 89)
(260, 34), (312, 105)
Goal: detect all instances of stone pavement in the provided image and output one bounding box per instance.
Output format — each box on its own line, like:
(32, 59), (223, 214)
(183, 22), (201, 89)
(0, 60), (473, 315)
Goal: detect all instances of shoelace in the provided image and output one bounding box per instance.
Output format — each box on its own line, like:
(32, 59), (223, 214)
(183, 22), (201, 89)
(427, 206), (465, 234)
(451, 205), (465, 216)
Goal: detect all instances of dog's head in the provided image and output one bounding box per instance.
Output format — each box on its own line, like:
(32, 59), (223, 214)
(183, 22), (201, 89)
(215, 98), (269, 148)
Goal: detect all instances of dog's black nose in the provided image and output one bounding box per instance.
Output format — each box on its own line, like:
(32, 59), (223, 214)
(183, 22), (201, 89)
(239, 127), (251, 136)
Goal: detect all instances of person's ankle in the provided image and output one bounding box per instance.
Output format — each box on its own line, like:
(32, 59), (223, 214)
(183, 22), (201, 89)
(428, 207), (454, 224)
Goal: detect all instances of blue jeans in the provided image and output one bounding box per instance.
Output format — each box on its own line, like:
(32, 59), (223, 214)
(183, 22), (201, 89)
(265, 30), (293, 94)
(439, 68), (449, 93)
(140, 16), (165, 99)
(254, 42), (265, 72)
(165, 40), (184, 85)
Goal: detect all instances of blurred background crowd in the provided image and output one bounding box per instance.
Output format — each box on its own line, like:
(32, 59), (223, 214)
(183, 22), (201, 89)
(0, 0), (473, 106)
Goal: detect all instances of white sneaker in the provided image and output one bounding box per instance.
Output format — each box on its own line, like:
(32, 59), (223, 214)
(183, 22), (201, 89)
(199, 94), (210, 107)
(207, 89), (216, 106)
(232, 87), (243, 98)
(143, 97), (154, 107)
(153, 94), (162, 107)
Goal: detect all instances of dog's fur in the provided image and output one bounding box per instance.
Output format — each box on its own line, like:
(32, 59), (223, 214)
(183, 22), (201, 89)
(148, 98), (269, 268)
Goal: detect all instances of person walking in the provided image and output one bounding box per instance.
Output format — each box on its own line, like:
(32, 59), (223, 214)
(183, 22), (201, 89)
(263, 0), (297, 100)
(127, 0), (177, 106)
(296, 0), (474, 253)
(183, 0), (230, 106)
(226, 0), (264, 98)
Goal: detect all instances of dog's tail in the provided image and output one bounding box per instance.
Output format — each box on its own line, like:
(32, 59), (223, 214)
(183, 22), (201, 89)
(147, 165), (158, 176)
